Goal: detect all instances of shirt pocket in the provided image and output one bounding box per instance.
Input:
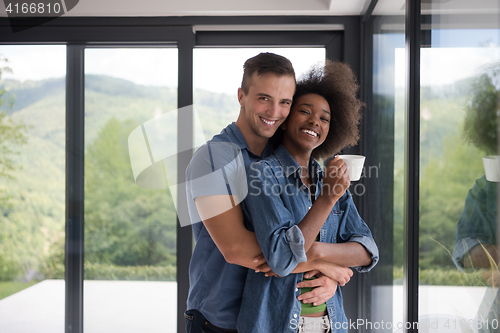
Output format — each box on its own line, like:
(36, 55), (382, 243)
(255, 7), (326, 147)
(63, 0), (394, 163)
(329, 210), (344, 243)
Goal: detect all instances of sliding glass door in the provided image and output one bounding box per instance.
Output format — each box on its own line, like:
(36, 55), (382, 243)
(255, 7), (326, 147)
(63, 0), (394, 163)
(83, 47), (179, 333)
(0, 45), (66, 333)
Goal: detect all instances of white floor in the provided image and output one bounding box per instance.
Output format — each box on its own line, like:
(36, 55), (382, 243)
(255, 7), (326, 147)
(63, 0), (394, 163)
(372, 285), (495, 332)
(0, 281), (496, 333)
(0, 280), (177, 333)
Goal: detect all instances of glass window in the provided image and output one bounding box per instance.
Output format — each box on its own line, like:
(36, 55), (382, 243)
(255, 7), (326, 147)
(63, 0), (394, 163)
(0, 45), (66, 332)
(369, 3), (500, 332)
(418, 6), (500, 332)
(193, 48), (326, 140)
(84, 47), (178, 333)
(363, 5), (406, 331)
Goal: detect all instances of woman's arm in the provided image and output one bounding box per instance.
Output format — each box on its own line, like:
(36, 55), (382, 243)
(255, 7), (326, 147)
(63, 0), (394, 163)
(307, 241), (372, 267)
(297, 157), (350, 252)
(246, 158), (352, 276)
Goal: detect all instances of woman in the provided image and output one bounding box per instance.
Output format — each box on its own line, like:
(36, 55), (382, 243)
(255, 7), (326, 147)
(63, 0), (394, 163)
(236, 60), (378, 333)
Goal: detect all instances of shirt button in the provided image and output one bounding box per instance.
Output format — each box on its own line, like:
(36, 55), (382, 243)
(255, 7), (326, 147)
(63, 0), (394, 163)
(308, 206), (311, 210)
(293, 314), (298, 319)
(295, 288), (299, 292)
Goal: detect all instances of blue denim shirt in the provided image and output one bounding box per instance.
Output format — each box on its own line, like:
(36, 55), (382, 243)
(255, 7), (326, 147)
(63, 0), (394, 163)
(453, 175), (497, 270)
(185, 123), (276, 330)
(237, 145), (379, 333)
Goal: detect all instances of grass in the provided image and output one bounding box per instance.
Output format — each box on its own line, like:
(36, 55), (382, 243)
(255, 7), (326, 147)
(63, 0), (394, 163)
(0, 281), (38, 300)
(393, 267), (490, 286)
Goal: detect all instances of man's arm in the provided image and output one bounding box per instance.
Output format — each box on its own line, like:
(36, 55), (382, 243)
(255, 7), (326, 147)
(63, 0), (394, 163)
(195, 195), (265, 269)
(197, 194), (345, 306)
(196, 193), (354, 297)
(195, 194), (370, 272)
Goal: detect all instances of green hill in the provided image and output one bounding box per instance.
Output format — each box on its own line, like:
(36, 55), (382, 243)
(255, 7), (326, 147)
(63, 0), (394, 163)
(0, 75), (239, 282)
(0, 72), (491, 284)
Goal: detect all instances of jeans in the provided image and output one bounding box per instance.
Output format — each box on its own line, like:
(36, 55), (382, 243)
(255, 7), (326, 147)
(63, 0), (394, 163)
(184, 309), (238, 333)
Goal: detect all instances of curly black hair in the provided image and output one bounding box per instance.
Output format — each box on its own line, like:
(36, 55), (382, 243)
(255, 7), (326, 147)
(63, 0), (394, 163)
(271, 60), (364, 160)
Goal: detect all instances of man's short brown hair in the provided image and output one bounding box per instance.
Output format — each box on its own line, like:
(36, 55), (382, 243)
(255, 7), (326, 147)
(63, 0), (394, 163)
(241, 53), (296, 94)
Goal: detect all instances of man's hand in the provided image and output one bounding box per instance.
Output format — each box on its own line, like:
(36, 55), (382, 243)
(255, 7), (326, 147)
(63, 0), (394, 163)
(297, 273), (338, 306)
(253, 254), (279, 276)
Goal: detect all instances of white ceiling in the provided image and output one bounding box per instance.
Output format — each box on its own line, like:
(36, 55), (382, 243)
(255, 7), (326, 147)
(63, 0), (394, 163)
(0, 0), (369, 17)
(374, 0), (500, 15)
(65, 0), (369, 16)
(1, 0), (499, 18)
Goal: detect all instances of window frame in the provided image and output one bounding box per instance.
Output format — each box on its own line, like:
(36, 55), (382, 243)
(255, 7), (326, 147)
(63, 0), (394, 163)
(0, 16), (362, 333)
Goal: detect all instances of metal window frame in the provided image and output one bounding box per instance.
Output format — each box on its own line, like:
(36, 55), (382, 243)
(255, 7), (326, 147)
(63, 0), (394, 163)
(193, 22), (361, 324)
(66, 43), (85, 333)
(404, 1), (421, 332)
(0, 16), (364, 333)
(360, 0), (421, 331)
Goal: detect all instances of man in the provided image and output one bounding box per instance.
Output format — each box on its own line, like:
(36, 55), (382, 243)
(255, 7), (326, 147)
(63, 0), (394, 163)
(184, 53), (357, 333)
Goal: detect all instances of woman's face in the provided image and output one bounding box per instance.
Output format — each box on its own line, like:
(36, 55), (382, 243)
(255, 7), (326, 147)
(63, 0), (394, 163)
(282, 93), (331, 153)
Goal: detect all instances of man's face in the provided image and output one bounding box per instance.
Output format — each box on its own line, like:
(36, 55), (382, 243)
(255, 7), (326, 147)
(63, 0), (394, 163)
(237, 72), (295, 141)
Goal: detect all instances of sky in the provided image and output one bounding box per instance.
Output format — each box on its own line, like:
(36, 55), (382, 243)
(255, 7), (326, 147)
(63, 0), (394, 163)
(0, 45), (325, 95)
(394, 46), (500, 89)
(0, 43), (499, 94)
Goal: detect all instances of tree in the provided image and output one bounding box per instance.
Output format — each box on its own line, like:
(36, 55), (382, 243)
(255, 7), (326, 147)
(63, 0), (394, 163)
(84, 118), (177, 268)
(419, 134), (485, 268)
(0, 56), (27, 280)
(462, 65), (500, 155)
(0, 56), (27, 204)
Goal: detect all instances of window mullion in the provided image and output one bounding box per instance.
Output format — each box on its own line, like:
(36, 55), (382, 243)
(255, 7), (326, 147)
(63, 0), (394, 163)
(65, 43), (85, 333)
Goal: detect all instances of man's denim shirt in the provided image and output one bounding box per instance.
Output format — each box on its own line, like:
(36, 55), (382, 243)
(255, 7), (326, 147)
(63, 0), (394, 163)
(237, 145), (379, 333)
(186, 123), (273, 330)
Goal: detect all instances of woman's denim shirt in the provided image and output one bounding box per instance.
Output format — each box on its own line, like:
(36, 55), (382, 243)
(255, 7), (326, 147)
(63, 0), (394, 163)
(237, 145), (379, 333)
(453, 175), (498, 270)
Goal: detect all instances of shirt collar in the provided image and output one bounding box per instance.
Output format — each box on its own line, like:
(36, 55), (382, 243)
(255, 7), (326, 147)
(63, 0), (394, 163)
(223, 122), (273, 159)
(223, 122), (248, 150)
(274, 145), (323, 181)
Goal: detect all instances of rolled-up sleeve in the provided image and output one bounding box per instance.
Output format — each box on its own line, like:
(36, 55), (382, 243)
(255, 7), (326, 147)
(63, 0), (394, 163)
(452, 176), (497, 271)
(349, 235), (379, 272)
(285, 225), (307, 263)
(337, 190), (379, 273)
(452, 237), (482, 271)
(244, 161), (307, 277)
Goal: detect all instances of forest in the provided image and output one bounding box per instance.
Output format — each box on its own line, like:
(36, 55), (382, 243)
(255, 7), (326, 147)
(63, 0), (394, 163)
(0, 68), (497, 297)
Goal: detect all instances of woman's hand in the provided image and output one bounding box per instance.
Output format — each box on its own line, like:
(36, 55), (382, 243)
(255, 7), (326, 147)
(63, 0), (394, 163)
(320, 156), (350, 205)
(314, 261), (353, 286)
(483, 269), (500, 287)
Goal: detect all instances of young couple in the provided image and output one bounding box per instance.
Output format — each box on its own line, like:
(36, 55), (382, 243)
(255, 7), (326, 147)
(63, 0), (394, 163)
(185, 53), (379, 333)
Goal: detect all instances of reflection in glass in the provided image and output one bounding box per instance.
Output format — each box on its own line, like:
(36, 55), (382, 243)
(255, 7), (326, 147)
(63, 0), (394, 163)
(418, 7), (500, 332)
(84, 48), (178, 332)
(0, 45), (66, 332)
